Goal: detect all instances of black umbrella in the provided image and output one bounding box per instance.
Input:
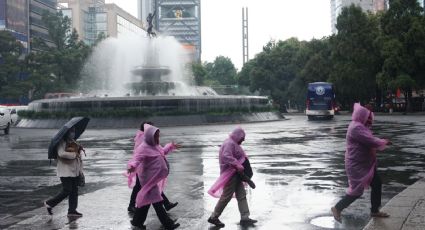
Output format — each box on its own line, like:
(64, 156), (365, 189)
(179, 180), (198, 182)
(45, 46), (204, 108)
(48, 117), (90, 159)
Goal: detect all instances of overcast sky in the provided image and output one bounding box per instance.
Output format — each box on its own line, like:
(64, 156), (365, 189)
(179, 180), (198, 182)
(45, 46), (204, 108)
(106, 0), (331, 70)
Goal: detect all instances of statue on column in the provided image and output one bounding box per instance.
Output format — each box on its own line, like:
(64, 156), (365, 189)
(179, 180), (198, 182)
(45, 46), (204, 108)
(146, 10), (157, 38)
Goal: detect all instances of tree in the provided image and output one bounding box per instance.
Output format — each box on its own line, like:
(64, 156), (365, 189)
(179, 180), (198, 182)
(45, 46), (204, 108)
(0, 31), (26, 99)
(25, 11), (91, 99)
(378, 0), (425, 111)
(329, 5), (382, 108)
(244, 38), (308, 110)
(191, 61), (207, 85)
(206, 56), (237, 85)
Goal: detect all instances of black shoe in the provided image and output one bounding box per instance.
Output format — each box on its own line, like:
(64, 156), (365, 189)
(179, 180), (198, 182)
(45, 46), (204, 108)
(44, 201), (53, 215)
(130, 220), (146, 229)
(165, 222), (180, 230)
(128, 206), (136, 213)
(67, 211), (83, 217)
(164, 202), (178, 211)
(208, 217), (225, 227)
(240, 218), (258, 225)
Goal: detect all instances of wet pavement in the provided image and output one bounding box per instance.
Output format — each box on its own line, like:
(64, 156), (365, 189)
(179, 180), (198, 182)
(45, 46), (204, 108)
(0, 115), (424, 229)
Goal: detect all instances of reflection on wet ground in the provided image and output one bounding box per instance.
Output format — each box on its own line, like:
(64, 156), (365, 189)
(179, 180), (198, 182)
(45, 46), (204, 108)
(0, 115), (424, 229)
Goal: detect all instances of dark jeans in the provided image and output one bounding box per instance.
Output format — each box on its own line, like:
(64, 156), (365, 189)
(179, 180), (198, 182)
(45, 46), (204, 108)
(132, 201), (174, 227)
(335, 170), (382, 213)
(46, 177), (79, 213)
(129, 174), (172, 208)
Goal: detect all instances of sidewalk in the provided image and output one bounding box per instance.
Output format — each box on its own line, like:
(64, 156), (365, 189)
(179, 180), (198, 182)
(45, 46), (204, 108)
(363, 178), (425, 230)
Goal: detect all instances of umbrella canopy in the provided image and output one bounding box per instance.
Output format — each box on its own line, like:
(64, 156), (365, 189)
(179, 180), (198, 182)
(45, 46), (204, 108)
(48, 117), (90, 159)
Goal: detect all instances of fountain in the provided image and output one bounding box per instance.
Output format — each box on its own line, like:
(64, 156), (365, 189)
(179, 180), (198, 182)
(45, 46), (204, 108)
(18, 34), (282, 128)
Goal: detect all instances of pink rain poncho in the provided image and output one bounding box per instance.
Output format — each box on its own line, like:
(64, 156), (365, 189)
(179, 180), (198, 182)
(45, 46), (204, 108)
(345, 103), (389, 196)
(208, 127), (247, 198)
(125, 130), (145, 188)
(128, 124), (172, 207)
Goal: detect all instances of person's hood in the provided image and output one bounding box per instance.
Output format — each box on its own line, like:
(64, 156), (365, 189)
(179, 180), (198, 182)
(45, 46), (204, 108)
(143, 124), (159, 146)
(229, 127), (245, 144)
(352, 103), (371, 125)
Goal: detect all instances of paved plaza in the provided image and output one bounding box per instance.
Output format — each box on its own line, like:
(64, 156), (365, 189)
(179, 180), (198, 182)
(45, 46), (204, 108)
(1, 115), (424, 229)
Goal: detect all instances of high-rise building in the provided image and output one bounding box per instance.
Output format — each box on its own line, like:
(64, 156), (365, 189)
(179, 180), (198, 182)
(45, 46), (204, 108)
(0, 0), (57, 53)
(0, 0), (30, 53)
(58, 0), (144, 45)
(137, 0), (201, 61)
(373, 0), (387, 12)
(330, 0), (375, 34)
(29, 0), (57, 50)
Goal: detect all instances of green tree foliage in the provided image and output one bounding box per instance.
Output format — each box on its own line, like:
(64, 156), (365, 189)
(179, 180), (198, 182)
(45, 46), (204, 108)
(238, 38), (331, 111)
(0, 31), (25, 99)
(25, 11), (91, 99)
(236, 2), (425, 112)
(329, 5), (381, 107)
(205, 56), (237, 85)
(191, 61), (207, 85)
(378, 0), (425, 110)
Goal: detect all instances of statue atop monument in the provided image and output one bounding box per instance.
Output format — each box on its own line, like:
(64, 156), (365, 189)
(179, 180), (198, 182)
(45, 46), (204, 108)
(146, 10), (157, 38)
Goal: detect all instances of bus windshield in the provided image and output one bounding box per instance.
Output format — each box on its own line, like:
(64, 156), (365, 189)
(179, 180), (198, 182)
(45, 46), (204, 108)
(306, 82), (335, 119)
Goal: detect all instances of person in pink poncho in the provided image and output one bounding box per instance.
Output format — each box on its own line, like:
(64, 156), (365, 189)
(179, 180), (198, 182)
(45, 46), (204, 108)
(207, 127), (257, 228)
(127, 124), (180, 230)
(126, 122), (178, 213)
(331, 103), (391, 222)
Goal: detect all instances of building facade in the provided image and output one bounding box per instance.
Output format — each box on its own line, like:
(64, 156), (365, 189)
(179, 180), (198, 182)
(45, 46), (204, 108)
(0, 0), (56, 53)
(137, 0), (201, 61)
(58, 0), (143, 45)
(0, 0), (29, 53)
(29, 0), (57, 50)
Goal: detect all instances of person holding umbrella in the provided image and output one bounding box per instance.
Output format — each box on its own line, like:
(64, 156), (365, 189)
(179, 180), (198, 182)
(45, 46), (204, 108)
(44, 117), (89, 217)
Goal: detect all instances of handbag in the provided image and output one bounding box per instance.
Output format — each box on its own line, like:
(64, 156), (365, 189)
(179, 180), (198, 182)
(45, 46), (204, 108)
(242, 158), (253, 178)
(77, 172), (85, 187)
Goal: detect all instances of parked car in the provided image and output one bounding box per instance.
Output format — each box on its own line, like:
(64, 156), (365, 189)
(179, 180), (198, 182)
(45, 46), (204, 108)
(0, 107), (12, 134)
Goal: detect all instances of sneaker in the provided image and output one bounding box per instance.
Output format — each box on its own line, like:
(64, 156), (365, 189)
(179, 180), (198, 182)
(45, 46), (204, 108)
(164, 202), (178, 211)
(207, 217), (225, 228)
(165, 222), (180, 230)
(67, 211), (83, 217)
(240, 218), (258, 225)
(44, 201), (53, 215)
(130, 220), (146, 229)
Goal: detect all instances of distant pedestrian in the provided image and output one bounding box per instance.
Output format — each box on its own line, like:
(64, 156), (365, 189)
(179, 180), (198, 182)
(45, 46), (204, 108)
(126, 122), (178, 213)
(128, 124), (180, 230)
(331, 103), (391, 222)
(207, 127), (257, 228)
(44, 127), (85, 217)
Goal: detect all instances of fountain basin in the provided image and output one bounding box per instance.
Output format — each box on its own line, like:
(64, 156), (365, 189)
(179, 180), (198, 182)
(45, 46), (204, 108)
(17, 95), (283, 128)
(27, 95), (270, 112)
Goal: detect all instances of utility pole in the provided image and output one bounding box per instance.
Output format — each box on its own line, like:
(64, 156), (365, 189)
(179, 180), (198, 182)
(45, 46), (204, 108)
(242, 7), (249, 65)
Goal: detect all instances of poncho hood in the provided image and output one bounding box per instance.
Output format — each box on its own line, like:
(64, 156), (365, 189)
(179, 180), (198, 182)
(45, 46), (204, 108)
(230, 127), (245, 144)
(352, 103), (371, 125)
(143, 124), (159, 146)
